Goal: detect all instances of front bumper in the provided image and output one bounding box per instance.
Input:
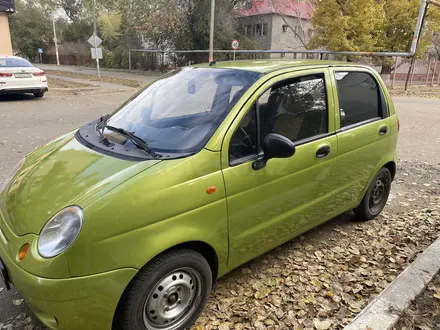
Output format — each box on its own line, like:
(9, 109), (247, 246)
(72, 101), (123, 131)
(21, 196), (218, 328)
(0, 222), (137, 330)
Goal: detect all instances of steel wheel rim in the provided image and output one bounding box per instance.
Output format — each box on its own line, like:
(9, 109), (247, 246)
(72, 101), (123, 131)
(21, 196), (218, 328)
(369, 174), (390, 213)
(143, 267), (202, 330)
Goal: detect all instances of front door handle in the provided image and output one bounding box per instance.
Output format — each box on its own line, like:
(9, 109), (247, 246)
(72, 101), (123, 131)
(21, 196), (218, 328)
(316, 145), (331, 158)
(379, 126), (388, 135)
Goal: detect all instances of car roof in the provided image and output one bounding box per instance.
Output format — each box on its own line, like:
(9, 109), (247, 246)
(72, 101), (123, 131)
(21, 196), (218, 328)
(192, 59), (369, 74)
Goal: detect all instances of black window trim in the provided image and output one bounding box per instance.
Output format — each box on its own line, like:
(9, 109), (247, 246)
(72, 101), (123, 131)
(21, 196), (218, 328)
(335, 117), (382, 134)
(228, 71), (331, 167)
(334, 70), (389, 132)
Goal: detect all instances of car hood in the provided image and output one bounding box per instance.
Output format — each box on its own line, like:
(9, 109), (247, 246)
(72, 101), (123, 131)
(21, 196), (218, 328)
(2, 132), (160, 235)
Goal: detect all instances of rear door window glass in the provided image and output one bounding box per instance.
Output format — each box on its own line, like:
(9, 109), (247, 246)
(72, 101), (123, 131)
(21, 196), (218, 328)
(335, 72), (381, 127)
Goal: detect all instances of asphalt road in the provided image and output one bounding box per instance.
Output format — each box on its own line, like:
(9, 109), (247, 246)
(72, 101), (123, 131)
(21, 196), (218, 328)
(0, 90), (439, 329)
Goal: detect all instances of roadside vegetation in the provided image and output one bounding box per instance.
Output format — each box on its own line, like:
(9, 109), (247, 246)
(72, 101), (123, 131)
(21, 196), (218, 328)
(45, 70), (143, 88)
(8, 0), (440, 73)
(48, 77), (94, 89)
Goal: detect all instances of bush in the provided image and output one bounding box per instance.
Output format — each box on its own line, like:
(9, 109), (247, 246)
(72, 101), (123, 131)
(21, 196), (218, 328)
(102, 46), (129, 69)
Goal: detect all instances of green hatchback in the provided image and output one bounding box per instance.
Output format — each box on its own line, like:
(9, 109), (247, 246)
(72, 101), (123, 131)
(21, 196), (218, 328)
(0, 60), (398, 330)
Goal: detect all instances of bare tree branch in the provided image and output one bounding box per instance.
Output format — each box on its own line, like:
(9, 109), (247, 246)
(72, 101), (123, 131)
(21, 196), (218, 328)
(267, 0), (309, 49)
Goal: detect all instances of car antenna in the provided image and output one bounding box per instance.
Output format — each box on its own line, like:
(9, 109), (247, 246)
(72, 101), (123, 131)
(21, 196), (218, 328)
(209, 61), (216, 66)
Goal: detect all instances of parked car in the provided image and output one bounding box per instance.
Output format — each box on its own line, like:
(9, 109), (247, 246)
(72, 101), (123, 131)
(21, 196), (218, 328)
(0, 60), (398, 330)
(0, 55), (48, 98)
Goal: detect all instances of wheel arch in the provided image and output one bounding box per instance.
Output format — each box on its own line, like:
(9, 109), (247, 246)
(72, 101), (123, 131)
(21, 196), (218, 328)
(383, 160), (396, 180)
(113, 240), (219, 328)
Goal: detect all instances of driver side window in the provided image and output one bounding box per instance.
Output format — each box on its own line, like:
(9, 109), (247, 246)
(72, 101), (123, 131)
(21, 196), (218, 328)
(229, 73), (328, 165)
(229, 105), (257, 163)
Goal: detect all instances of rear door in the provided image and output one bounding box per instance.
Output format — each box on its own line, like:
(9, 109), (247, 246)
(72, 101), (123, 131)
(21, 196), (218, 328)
(330, 68), (391, 209)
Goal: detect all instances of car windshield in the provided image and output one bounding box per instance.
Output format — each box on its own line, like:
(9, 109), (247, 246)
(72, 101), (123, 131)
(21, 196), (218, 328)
(105, 67), (262, 154)
(0, 57), (33, 67)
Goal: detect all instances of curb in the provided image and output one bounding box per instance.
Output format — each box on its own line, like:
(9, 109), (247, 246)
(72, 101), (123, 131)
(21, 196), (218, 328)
(343, 235), (440, 330)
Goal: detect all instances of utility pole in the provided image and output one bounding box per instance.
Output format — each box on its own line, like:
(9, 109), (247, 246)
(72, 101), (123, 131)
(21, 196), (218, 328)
(209, 0), (215, 63)
(92, 0), (101, 77)
(52, 18), (60, 66)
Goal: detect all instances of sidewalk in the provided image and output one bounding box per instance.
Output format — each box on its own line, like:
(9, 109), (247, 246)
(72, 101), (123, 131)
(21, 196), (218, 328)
(36, 64), (160, 83)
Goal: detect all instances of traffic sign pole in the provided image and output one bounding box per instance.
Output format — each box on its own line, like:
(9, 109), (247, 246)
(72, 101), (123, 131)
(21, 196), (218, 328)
(92, 0), (101, 78)
(53, 18), (60, 66)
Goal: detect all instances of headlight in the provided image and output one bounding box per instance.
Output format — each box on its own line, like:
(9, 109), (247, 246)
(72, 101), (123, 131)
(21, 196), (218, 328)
(38, 206), (83, 258)
(0, 158), (25, 193)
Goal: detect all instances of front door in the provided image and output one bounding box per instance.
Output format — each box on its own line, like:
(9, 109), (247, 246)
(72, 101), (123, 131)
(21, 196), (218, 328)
(221, 69), (339, 270)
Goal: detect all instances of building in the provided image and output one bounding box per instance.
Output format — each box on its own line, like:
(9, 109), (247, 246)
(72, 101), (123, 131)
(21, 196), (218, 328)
(0, 0), (14, 55)
(238, 0), (314, 52)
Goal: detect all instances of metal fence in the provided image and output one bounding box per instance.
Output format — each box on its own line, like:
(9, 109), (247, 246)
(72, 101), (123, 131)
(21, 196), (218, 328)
(128, 49), (440, 89)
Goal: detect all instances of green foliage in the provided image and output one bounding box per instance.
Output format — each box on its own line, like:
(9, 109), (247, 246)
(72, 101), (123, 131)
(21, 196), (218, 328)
(141, 0), (249, 50)
(102, 46), (129, 69)
(98, 11), (122, 40)
(310, 0), (440, 59)
(61, 20), (94, 43)
(9, 0), (53, 59)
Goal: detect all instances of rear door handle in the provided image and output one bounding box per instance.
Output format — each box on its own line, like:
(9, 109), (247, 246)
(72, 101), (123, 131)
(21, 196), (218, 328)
(379, 126), (388, 135)
(316, 145), (331, 158)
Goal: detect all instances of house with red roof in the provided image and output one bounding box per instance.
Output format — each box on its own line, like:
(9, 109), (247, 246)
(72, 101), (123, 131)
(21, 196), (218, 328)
(238, 0), (314, 52)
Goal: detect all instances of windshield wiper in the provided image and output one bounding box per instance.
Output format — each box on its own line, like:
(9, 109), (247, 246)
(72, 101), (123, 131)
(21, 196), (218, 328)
(105, 125), (160, 159)
(96, 114), (113, 147)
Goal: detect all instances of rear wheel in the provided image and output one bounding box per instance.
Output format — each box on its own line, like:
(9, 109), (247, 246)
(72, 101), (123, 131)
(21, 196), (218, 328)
(117, 249), (212, 330)
(33, 91), (45, 98)
(354, 167), (392, 220)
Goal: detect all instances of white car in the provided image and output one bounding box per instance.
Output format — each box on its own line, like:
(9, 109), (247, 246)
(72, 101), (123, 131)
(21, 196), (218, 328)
(0, 55), (48, 98)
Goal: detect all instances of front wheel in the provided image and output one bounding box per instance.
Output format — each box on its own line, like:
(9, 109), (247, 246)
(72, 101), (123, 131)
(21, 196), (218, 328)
(354, 167), (392, 220)
(117, 249), (212, 330)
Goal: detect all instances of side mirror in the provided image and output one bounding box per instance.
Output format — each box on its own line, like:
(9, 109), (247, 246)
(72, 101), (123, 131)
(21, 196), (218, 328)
(252, 133), (296, 170)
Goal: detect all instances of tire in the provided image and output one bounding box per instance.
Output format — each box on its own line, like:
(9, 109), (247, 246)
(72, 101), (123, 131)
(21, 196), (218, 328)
(33, 91), (45, 98)
(354, 167), (392, 221)
(117, 249), (212, 330)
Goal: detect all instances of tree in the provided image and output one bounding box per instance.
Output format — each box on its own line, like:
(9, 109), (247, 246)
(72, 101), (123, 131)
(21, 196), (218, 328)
(9, 0), (53, 59)
(310, 0), (440, 59)
(433, 32), (440, 59)
(309, 0), (384, 52)
(98, 10), (122, 40)
(136, 0), (251, 50)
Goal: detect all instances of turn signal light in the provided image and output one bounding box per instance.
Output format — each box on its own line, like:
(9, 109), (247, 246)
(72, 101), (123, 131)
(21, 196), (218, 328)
(206, 186), (217, 194)
(18, 243), (30, 261)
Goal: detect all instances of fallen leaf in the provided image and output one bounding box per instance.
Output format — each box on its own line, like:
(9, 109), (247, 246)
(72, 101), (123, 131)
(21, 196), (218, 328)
(313, 318), (332, 330)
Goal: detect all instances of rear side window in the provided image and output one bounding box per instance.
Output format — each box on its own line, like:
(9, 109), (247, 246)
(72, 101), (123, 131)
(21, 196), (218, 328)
(335, 72), (381, 127)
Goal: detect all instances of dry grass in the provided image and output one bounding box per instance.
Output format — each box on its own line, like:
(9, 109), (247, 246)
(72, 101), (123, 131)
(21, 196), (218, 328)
(389, 85), (440, 98)
(45, 70), (143, 88)
(48, 77), (94, 89)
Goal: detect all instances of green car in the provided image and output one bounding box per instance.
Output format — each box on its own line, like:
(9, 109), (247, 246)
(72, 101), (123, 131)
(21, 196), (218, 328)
(0, 60), (398, 330)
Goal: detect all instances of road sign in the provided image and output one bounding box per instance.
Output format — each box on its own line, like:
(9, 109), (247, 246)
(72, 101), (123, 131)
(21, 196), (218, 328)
(91, 48), (103, 60)
(231, 40), (239, 61)
(231, 39), (239, 50)
(37, 48), (43, 54)
(88, 35), (102, 48)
